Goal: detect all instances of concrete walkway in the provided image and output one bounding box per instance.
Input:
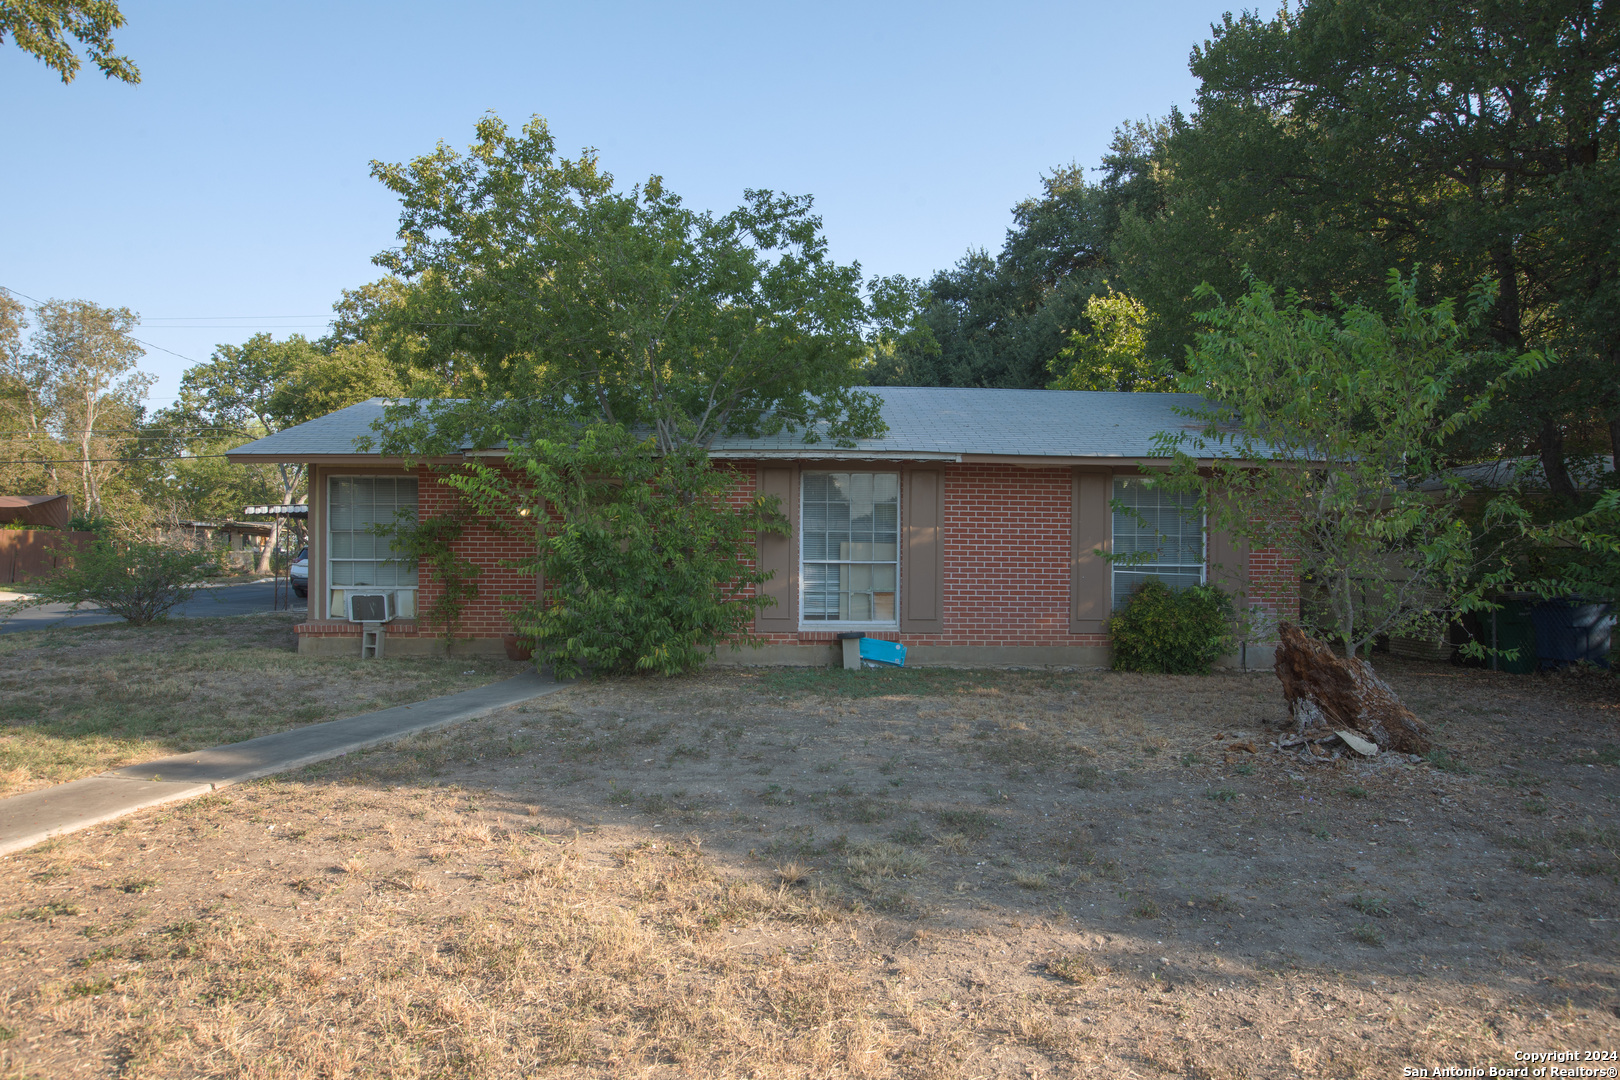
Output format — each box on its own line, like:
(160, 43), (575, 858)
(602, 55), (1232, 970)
(0, 669), (566, 857)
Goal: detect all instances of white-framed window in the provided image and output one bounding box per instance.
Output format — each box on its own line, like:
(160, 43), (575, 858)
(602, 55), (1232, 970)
(800, 471), (900, 627)
(1110, 476), (1204, 609)
(327, 475), (419, 590)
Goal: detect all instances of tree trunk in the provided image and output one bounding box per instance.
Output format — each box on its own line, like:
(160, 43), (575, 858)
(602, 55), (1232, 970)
(258, 517), (279, 575)
(80, 382), (100, 518)
(1274, 622), (1431, 755)
(1538, 417), (1577, 500)
(79, 434), (95, 517)
(259, 466), (304, 575)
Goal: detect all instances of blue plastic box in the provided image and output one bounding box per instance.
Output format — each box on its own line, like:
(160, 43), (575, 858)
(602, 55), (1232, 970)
(858, 637), (906, 668)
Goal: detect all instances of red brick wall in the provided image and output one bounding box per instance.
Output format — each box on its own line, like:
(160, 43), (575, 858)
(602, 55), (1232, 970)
(413, 463), (538, 639)
(1246, 543), (1301, 637)
(740, 460), (1296, 651)
(310, 458), (1298, 650)
(308, 464), (539, 642)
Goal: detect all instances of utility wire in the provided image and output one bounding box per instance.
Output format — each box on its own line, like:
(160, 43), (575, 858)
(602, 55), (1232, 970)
(3, 426), (262, 436)
(129, 337), (200, 363)
(3, 285), (229, 364)
(0, 452), (243, 465)
(137, 326), (329, 331)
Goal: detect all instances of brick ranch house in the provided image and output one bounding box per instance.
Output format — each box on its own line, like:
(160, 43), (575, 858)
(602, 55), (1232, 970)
(227, 387), (1298, 667)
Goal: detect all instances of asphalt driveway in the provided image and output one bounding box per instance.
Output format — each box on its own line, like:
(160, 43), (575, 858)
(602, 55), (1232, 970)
(0, 580), (305, 634)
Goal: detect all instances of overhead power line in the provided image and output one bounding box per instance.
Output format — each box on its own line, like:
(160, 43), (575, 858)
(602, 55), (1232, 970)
(128, 337), (200, 364)
(2, 426), (257, 437)
(136, 325), (330, 330)
(0, 452), (242, 465)
(1, 285), (312, 364)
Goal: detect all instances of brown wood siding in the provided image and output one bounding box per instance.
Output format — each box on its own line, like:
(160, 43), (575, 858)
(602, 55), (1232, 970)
(755, 465), (798, 632)
(310, 464), (325, 618)
(901, 468), (944, 633)
(1070, 467), (1112, 633)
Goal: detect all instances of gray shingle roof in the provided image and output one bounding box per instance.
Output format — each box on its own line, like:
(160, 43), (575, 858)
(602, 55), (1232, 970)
(710, 387), (1206, 458)
(229, 398), (394, 459)
(228, 388), (1210, 461)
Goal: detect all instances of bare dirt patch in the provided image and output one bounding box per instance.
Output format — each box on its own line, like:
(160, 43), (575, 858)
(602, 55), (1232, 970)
(1, 660), (1616, 1077)
(0, 614), (529, 796)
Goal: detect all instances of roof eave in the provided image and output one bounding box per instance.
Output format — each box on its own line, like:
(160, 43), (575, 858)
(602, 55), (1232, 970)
(226, 453), (466, 466)
(708, 449), (963, 462)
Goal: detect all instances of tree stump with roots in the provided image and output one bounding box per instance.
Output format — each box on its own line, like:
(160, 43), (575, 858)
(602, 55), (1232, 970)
(1273, 622), (1431, 755)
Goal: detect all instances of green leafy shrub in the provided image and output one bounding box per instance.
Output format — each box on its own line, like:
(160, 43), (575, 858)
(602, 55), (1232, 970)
(383, 500), (481, 642)
(1108, 579), (1235, 674)
(67, 514), (113, 535)
(453, 426), (786, 678)
(26, 539), (216, 625)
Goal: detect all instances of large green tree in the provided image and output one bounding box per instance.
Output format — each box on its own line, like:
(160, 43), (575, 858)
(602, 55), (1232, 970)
(22, 299), (151, 520)
(0, 292), (57, 496)
(366, 113), (897, 672)
(2, 294), (167, 529)
(1155, 272), (1546, 657)
(1115, 0), (1620, 494)
(1047, 287), (1169, 392)
(1, 0), (138, 83)
(369, 114), (891, 454)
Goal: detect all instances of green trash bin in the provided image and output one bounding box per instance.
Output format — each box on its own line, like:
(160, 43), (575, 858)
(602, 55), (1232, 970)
(1487, 600), (1539, 674)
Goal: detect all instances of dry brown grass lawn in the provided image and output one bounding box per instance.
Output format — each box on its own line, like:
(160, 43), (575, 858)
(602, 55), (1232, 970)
(1, 657), (1617, 1077)
(0, 613), (530, 797)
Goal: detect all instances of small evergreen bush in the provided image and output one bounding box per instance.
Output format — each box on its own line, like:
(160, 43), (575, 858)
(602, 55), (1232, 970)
(1109, 578), (1235, 674)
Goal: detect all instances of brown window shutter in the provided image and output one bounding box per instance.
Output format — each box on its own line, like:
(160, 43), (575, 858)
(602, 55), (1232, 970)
(1070, 468), (1112, 633)
(901, 468), (944, 633)
(1206, 492), (1250, 609)
(755, 465), (798, 633)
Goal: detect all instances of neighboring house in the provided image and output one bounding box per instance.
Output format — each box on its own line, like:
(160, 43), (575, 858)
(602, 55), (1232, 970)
(1418, 456), (1616, 501)
(227, 389), (1299, 665)
(163, 520), (275, 572)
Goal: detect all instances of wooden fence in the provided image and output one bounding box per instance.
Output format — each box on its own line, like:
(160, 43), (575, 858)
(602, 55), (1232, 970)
(0, 531), (95, 584)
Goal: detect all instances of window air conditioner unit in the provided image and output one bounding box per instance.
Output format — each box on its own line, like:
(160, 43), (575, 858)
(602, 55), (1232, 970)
(347, 592), (396, 623)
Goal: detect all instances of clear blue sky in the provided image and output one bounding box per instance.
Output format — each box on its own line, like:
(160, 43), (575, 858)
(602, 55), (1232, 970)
(1, 0), (1228, 410)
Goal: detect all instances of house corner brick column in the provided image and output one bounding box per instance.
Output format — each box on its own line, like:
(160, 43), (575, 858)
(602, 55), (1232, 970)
(413, 462), (539, 642)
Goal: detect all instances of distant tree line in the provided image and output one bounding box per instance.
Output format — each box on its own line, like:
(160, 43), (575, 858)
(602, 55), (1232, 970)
(879, 0), (1619, 497)
(0, 289), (396, 539)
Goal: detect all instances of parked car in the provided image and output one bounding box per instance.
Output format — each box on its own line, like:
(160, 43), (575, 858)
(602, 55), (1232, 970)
(289, 547), (308, 598)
